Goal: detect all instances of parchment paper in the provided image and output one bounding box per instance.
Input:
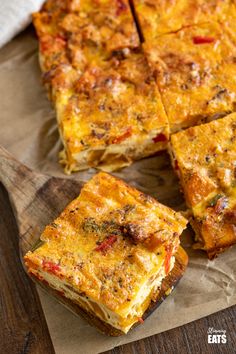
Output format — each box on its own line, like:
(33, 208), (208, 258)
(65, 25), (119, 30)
(0, 27), (235, 354)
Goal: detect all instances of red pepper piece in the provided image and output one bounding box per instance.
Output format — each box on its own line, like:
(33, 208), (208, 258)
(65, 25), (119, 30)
(40, 34), (66, 53)
(164, 246), (172, 274)
(55, 35), (66, 45)
(42, 260), (61, 274)
(40, 39), (50, 53)
(95, 235), (117, 254)
(193, 36), (215, 44)
(138, 317), (144, 324)
(112, 127), (132, 144)
(152, 133), (168, 143)
(116, 0), (127, 15)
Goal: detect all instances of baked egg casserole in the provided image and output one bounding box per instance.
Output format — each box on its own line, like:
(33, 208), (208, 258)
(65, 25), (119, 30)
(24, 172), (188, 335)
(33, 0), (169, 173)
(170, 113), (236, 259)
(143, 21), (236, 132)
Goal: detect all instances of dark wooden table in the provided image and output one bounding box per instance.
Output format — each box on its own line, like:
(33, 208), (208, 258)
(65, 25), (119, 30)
(0, 183), (235, 354)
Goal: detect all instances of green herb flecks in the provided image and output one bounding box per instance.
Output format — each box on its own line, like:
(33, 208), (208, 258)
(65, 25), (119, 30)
(82, 217), (124, 238)
(82, 218), (100, 233)
(208, 194), (223, 207)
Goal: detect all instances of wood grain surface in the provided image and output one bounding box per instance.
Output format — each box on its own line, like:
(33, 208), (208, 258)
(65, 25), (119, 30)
(0, 184), (55, 354)
(0, 182), (236, 354)
(0, 145), (84, 257)
(106, 304), (236, 354)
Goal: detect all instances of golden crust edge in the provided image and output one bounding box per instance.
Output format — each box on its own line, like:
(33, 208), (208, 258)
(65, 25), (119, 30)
(27, 246), (188, 336)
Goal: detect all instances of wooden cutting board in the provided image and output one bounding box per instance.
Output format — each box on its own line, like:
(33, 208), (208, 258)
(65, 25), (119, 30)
(0, 183), (55, 353)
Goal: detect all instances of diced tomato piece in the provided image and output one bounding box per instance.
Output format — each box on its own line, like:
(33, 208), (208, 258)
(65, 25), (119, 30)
(95, 235), (117, 254)
(152, 133), (168, 143)
(192, 36), (215, 44)
(112, 127), (132, 144)
(138, 317), (144, 323)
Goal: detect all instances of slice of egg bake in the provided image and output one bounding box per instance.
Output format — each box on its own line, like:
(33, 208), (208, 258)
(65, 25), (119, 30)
(132, 0), (236, 40)
(24, 172), (188, 335)
(33, 0), (169, 172)
(143, 21), (236, 133)
(170, 112), (236, 259)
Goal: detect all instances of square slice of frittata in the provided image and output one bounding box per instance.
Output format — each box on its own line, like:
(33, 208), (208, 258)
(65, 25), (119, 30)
(33, 0), (140, 75)
(143, 21), (236, 132)
(132, 0), (235, 40)
(56, 53), (169, 172)
(33, 0), (169, 172)
(24, 172), (188, 334)
(170, 113), (236, 259)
